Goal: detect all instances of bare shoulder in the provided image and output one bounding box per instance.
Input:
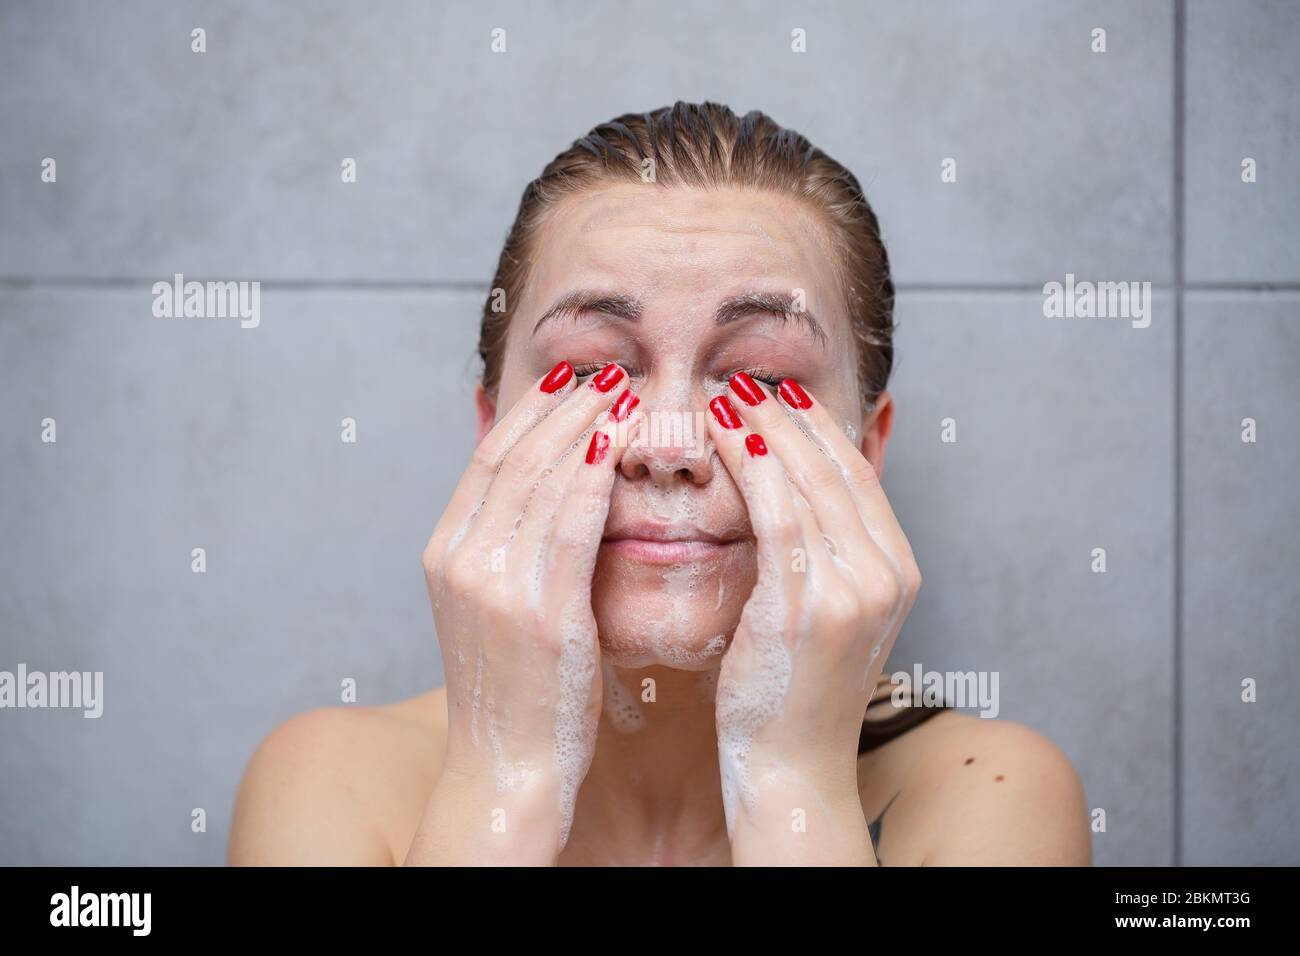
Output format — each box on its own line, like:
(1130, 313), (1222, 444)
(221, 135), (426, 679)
(228, 688), (449, 865)
(859, 708), (1093, 866)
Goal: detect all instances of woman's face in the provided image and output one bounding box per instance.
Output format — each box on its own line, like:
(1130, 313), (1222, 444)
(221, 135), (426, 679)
(481, 183), (891, 669)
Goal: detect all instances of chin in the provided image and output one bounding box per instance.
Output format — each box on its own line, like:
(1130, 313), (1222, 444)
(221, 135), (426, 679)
(591, 540), (756, 670)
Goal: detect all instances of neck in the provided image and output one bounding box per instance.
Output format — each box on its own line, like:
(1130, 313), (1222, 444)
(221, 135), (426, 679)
(563, 659), (731, 865)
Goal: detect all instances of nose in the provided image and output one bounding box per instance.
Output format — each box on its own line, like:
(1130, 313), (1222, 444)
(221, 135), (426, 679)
(617, 389), (715, 487)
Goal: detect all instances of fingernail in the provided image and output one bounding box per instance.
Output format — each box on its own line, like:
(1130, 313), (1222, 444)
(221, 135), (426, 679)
(539, 360), (573, 393)
(778, 378), (813, 410)
(709, 395), (743, 429)
(729, 371), (766, 406)
(745, 433), (768, 457)
(586, 430), (610, 465)
(608, 388), (640, 423)
(590, 363), (625, 393)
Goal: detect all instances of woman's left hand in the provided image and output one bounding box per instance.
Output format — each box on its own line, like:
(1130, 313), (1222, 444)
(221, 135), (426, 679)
(706, 373), (922, 865)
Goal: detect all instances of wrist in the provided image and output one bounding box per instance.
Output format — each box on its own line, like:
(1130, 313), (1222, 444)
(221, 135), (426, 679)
(407, 759), (569, 865)
(725, 759), (872, 866)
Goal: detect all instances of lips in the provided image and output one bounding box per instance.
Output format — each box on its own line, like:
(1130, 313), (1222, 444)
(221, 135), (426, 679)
(605, 521), (734, 545)
(601, 521), (744, 564)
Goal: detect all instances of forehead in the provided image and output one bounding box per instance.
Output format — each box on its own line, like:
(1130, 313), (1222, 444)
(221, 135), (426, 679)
(518, 183), (846, 326)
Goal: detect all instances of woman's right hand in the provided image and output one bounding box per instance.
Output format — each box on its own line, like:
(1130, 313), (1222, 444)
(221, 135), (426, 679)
(404, 360), (637, 865)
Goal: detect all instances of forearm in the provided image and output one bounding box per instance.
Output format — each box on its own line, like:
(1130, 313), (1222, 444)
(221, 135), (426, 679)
(402, 766), (567, 866)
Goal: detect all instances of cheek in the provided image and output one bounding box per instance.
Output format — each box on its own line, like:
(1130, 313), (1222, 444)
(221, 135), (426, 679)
(590, 540), (757, 670)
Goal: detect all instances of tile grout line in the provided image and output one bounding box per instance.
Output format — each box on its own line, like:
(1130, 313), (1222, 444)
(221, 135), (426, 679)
(1173, 0), (1186, 868)
(1, 277), (1299, 294)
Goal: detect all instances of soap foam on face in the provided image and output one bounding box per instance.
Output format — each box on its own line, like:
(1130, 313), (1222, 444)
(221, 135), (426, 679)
(597, 498), (744, 670)
(596, 378), (745, 670)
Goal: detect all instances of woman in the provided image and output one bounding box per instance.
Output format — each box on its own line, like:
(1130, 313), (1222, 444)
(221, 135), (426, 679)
(229, 101), (1091, 866)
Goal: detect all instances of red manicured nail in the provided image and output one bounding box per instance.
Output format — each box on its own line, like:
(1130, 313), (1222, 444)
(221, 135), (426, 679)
(729, 371), (767, 406)
(608, 389), (640, 423)
(590, 363), (625, 393)
(778, 378), (813, 409)
(586, 430), (610, 465)
(539, 360), (573, 393)
(709, 395), (743, 429)
(745, 433), (768, 457)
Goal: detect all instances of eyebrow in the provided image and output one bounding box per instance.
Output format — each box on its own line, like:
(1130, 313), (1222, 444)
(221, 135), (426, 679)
(533, 288), (827, 346)
(532, 290), (643, 335)
(714, 290), (828, 347)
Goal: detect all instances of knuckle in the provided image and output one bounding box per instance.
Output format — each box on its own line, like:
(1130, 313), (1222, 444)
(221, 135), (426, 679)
(530, 473), (567, 511)
(469, 440), (502, 476)
(906, 562), (923, 597)
(441, 554), (482, 600)
(800, 461), (844, 493)
(421, 538), (442, 577)
(502, 444), (546, 483)
(769, 514), (803, 549)
(860, 563), (904, 615)
(844, 455), (879, 488)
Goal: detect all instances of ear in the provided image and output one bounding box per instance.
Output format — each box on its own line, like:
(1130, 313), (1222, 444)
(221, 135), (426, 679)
(475, 383), (497, 444)
(857, 389), (895, 480)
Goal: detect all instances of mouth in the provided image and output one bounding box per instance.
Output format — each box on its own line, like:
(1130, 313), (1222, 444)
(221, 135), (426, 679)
(600, 521), (744, 565)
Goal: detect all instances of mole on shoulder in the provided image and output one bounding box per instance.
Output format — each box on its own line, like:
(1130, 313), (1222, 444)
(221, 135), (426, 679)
(995, 774), (1005, 782)
(964, 757), (975, 765)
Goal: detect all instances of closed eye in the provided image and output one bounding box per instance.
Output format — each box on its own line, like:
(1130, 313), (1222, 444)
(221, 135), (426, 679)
(733, 366), (786, 388)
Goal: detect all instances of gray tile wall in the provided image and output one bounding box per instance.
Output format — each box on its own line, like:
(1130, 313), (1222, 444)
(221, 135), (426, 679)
(0, 0), (1295, 865)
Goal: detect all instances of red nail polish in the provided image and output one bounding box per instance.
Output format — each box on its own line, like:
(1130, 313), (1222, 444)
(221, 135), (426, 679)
(539, 361), (573, 393)
(745, 433), (768, 457)
(778, 378), (813, 410)
(590, 363), (624, 393)
(709, 395), (743, 429)
(586, 430), (610, 465)
(608, 389), (640, 423)
(729, 371), (766, 406)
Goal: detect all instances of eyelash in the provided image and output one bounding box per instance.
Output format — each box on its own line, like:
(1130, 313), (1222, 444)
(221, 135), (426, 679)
(570, 363), (787, 388)
(735, 366), (785, 388)
(571, 362), (613, 379)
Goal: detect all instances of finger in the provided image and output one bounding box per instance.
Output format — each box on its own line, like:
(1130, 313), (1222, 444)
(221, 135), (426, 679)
(432, 359), (581, 556)
(511, 394), (643, 581)
(544, 418), (638, 595)
(705, 393), (808, 582)
(724, 372), (880, 567)
(473, 363), (629, 543)
(773, 376), (915, 576)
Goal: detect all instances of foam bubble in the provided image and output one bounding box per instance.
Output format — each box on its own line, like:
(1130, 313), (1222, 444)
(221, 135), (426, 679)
(553, 602), (600, 848)
(470, 646), (484, 748)
(600, 657), (647, 734)
(714, 532), (793, 836)
(445, 497), (484, 554)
